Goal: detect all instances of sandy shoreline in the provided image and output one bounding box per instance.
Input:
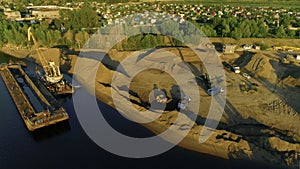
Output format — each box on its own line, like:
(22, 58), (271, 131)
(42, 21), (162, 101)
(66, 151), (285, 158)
(0, 46), (244, 159)
(2, 45), (300, 168)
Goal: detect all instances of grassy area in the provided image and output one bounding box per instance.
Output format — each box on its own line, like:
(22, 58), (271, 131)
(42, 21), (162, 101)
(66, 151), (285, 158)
(158, 0), (300, 8)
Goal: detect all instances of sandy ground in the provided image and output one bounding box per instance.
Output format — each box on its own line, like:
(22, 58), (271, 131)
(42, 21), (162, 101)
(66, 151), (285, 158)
(209, 38), (300, 48)
(73, 47), (300, 168)
(2, 45), (300, 168)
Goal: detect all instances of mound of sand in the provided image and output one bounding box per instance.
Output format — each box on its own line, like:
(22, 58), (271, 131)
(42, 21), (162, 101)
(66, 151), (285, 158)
(244, 53), (277, 81)
(282, 75), (300, 87)
(240, 52), (300, 87)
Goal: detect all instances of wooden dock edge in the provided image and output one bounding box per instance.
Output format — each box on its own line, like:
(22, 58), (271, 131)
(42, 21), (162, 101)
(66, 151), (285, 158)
(0, 64), (69, 131)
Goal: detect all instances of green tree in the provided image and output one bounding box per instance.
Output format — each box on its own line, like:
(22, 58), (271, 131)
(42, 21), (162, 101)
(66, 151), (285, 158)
(75, 31), (89, 48)
(256, 19), (268, 38)
(275, 25), (287, 38)
(280, 14), (291, 27)
(142, 34), (152, 49)
(231, 28), (242, 40)
(199, 24), (217, 38)
(60, 6), (100, 32)
(34, 29), (47, 45)
(46, 31), (53, 45)
(240, 20), (251, 38)
(296, 30), (300, 38)
(0, 20), (7, 46)
(287, 30), (296, 37)
(220, 20), (230, 37)
(3, 29), (14, 44)
(63, 30), (75, 46)
(249, 20), (259, 37)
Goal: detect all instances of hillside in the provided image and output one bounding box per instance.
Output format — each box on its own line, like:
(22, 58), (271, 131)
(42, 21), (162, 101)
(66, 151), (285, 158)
(235, 52), (300, 87)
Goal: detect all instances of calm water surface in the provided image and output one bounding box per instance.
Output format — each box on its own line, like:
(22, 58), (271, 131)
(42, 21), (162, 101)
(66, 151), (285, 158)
(0, 54), (280, 169)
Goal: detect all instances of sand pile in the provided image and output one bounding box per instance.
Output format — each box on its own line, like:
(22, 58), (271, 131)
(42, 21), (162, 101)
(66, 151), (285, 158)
(277, 64), (300, 87)
(282, 76), (300, 87)
(242, 52), (300, 87)
(244, 53), (277, 81)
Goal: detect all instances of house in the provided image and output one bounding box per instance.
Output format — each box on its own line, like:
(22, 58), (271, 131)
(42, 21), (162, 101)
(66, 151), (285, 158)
(253, 45), (261, 50)
(242, 44), (253, 50)
(223, 44), (236, 54)
(31, 9), (60, 19)
(150, 18), (157, 24)
(4, 9), (21, 20)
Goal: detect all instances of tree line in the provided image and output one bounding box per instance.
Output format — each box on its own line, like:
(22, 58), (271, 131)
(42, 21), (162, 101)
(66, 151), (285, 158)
(0, 6), (98, 49)
(195, 17), (300, 40)
(0, 6), (299, 50)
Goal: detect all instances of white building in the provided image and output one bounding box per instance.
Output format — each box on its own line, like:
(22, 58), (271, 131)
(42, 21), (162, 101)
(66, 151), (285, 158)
(223, 44), (236, 54)
(4, 9), (21, 20)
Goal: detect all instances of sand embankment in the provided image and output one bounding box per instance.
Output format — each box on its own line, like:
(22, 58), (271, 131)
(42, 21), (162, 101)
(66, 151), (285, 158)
(3, 46), (300, 168)
(74, 48), (300, 168)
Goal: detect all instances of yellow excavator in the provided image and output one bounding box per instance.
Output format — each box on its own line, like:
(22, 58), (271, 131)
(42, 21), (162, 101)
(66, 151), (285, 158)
(27, 27), (63, 84)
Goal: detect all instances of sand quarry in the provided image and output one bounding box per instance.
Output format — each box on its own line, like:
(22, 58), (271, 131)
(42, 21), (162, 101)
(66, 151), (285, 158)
(4, 46), (300, 168)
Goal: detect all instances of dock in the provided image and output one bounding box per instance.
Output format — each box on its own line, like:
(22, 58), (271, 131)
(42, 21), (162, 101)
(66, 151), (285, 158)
(0, 63), (69, 131)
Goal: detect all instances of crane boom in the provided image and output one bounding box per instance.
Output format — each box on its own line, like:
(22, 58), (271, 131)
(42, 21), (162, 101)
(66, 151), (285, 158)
(28, 27), (48, 68)
(28, 27), (63, 84)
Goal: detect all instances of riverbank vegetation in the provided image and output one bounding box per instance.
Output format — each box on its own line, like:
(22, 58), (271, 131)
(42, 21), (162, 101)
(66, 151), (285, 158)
(0, 0), (299, 50)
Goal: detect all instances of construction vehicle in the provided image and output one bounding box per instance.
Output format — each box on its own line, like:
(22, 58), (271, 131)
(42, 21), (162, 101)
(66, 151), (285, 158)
(241, 82), (258, 93)
(207, 87), (224, 96)
(28, 27), (74, 95)
(222, 61), (232, 71)
(178, 96), (191, 110)
(242, 72), (251, 79)
(200, 73), (224, 96)
(28, 27), (63, 84)
(222, 61), (240, 73)
(204, 73), (212, 89)
(233, 65), (240, 73)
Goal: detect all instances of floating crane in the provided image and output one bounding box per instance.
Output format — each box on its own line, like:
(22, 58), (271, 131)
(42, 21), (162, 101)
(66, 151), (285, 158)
(28, 27), (63, 84)
(27, 27), (74, 95)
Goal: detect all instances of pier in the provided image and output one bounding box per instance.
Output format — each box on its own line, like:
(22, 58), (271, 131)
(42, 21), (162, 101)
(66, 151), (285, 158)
(0, 63), (68, 131)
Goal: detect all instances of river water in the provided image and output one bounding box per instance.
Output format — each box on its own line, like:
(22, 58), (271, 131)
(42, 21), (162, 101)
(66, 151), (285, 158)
(0, 54), (279, 169)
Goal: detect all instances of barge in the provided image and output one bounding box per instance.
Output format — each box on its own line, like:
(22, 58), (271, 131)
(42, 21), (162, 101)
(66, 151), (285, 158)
(0, 63), (68, 131)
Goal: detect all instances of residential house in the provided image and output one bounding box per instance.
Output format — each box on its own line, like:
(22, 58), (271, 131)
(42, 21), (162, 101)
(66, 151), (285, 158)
(31, 9), (60, 19)
(242, 44), (253, 50)
(4, 9), (21, 20)
(253, 45), (261, 50)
